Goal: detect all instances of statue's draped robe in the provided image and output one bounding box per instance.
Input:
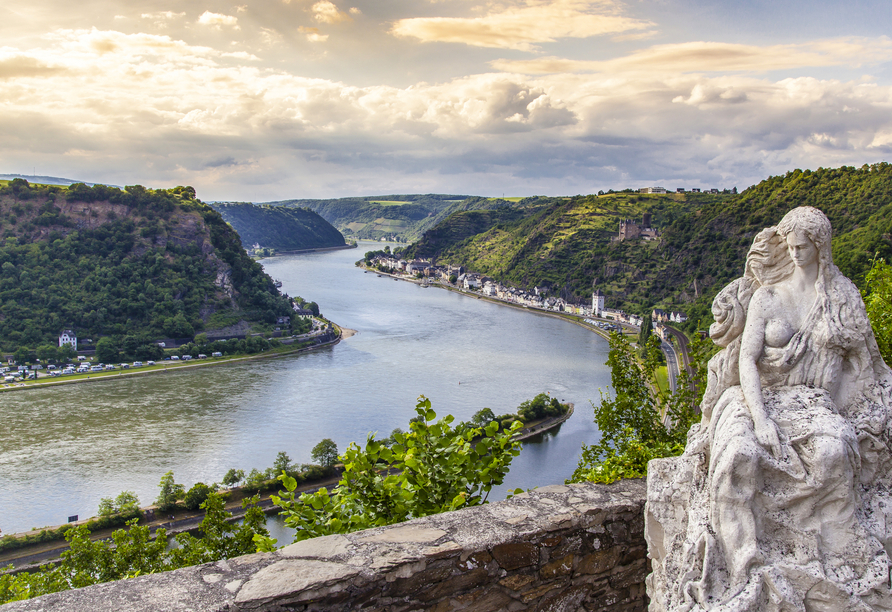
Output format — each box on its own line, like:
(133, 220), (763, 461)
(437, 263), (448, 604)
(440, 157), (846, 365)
(646, 270), (892, 611)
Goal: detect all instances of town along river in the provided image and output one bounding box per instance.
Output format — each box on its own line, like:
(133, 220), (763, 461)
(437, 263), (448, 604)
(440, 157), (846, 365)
(0, 242), (610, 536)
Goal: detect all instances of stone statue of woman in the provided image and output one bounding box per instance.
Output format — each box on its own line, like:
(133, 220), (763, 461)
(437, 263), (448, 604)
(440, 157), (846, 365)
(646, 206), (892, 611)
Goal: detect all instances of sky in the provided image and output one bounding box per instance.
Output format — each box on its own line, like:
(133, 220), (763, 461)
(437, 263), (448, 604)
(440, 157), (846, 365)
(1, 0), (891, 201)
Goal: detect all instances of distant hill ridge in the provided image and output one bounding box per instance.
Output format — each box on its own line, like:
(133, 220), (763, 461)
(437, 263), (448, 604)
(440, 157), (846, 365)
(259, 194), (524, 242)
(0, 174), (120, 188)
(402, 163), (892, 332)
(209, 202), (346, 251)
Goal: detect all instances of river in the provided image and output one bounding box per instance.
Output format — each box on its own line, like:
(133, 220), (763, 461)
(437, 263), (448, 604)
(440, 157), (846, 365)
(0, 242), (609, 537)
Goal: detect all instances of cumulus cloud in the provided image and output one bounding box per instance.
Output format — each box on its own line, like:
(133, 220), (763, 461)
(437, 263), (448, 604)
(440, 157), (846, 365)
(141, 11), (185, 20)
(298, 26), (329, 42)
(2, 28), (892, 199)
(491, 37), (892, 74)
(391, 0), (652, 51)
(312, 1), (351, 24)
(197, 11), (240, 29)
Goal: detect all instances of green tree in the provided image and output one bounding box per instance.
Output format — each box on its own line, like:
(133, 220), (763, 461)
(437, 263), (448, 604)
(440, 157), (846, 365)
(95, 337), (119, 364)
(57, 344), (77, 362)
(98, 491), (140, 517)
(272, 451), (292, 475)
(568, 332), (702, 484)
(258, 396), (523, 546)
(183, 483), (213, 511)
(155, 471), (185, 512)
(516, 393), (564, 422)
(863, 257), (892, 366)
(311, 438), (339, 469)
(471, 407), (495, 427)
(13, 347), (32, 365)
(243, 468), (268, 493)
(170, 494), (268, 567)
(163, 313), (194, 338)
(638, 315), (652, 346)
(222, 468), (245, 487)
(35, 344), (59, 363)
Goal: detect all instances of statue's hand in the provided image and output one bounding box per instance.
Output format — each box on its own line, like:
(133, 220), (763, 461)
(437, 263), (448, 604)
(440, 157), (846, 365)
(751, 406), (783, 459)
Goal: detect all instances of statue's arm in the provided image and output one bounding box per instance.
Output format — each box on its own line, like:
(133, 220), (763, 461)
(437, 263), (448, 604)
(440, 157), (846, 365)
(739, 289), (782, 456)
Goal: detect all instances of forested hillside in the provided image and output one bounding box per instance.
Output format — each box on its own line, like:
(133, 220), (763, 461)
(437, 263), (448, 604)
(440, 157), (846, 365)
(262, 193), (514, 242)
(404, 163), (892, 331)
(0, 179), (294, 353)
(209, 203), (345, 251)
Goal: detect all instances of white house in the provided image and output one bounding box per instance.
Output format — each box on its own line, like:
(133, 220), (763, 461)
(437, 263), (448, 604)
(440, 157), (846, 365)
(463, 274), (481, 290)
(59, 329), (77, 351)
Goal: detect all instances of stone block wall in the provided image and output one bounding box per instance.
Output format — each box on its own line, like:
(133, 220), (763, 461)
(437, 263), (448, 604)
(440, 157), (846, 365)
(1, 479), (647, 612)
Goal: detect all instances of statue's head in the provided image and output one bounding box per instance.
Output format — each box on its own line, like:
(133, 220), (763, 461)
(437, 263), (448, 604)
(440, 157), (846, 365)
(746, 206), (832, 286)
(776, 206), (832, 263)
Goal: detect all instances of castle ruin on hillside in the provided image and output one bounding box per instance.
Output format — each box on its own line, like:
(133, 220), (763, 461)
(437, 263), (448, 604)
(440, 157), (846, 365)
(617, 213), (659, 241)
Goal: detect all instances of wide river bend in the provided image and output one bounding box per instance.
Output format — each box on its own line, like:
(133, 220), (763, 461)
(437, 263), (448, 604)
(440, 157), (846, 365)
(0, 243), (609, 535)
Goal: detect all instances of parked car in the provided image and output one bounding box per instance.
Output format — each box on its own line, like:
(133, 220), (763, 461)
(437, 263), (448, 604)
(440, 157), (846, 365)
(90, 365), (103, 372)
(132, 361), (143, 368)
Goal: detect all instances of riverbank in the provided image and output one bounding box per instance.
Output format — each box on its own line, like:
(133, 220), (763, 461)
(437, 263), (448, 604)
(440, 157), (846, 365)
(0, 325), (346, 394)
(360, 266), (636, 342)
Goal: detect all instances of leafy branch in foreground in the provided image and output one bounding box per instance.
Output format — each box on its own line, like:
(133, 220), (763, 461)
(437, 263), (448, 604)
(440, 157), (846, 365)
(257, 396), (523, 547)
(568, 331), (708, 484)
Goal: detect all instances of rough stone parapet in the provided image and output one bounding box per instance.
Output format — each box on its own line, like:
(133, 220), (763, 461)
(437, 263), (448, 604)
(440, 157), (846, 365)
(1, 479), (647, 612)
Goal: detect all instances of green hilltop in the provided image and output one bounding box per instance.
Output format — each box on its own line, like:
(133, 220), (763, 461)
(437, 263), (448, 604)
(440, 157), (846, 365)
(261, 194), (521, 242)
(402, 163), (892, 332)
(0, 179), (295, 353)
(209, 202), (346, 251)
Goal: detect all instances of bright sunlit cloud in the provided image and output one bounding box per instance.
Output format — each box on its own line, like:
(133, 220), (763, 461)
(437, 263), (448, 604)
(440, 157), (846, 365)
(197, 11), (240, 29)
(312, 1), (351, 24)
(299, 26), (329, 42)
(391, 0), (652, 51)
(491, 38), (892, 74)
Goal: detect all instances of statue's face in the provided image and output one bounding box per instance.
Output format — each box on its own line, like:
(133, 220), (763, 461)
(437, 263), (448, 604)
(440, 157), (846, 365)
(786, 229), (818, 268)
